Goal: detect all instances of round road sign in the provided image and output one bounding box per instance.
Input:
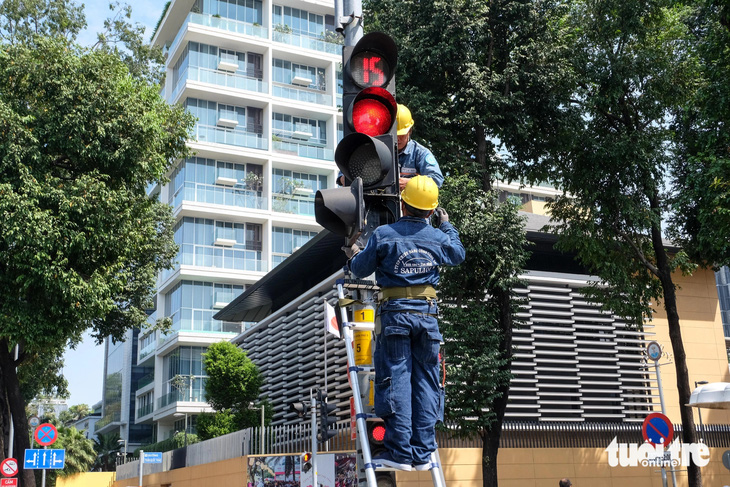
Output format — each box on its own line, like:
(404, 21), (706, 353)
(28, 416), (40, 428)
(34, 423), (58, 446)
(643, 412), (674, 447)
(1, 458), (18, 477)
(647, 341), (662, 362)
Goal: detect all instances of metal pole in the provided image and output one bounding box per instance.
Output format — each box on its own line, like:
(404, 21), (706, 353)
(184, 414), (188, 447)
(310, 391), (318, 487)
(260, 406), (265, 452)
(655, 362), (678, 487)
(8, 344), (18, 458)
(41, 446), (46, 487)
(343, 0), (363, 46)
(138, 449), (144, 487)
(695, 381), (706, 443)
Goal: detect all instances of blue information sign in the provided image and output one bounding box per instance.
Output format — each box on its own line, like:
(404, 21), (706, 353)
(24, 449), (65, 470)
(143, 452), (162, 464)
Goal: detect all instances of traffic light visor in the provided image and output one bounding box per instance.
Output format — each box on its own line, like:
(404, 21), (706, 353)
(350, 32), (398, 89)
(335, 134), (393, 189)
(314, 177), (364, 238)
(351, 87), (396, 137)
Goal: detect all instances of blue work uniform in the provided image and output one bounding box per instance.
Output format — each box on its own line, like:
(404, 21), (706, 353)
(348, 216), (465, 466)
(399, 140), (444, 188)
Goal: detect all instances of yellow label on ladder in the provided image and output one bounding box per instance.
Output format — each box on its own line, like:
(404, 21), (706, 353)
(354, 330), (372, 365)
(353, 307), (374, 322)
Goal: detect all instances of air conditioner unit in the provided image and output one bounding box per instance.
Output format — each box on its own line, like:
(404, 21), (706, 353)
(217, 117), (239, 128)
(291, 75), (313, 86)
(292, 131), (312, 140)
(214, 237), (236, 247)
(293, 187), (313, 196)
(215, 176), (237, 186)
(218, 60), (239, 72)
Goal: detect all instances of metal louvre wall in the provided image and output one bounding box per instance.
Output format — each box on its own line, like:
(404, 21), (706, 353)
(240, 271), (352, 426)
(508, 272), (656, 422)
(238, 270), (657, 426)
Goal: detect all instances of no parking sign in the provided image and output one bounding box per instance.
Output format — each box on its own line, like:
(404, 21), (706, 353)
(642, 412), (674, 446)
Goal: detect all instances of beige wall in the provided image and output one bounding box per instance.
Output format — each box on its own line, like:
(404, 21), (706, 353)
(106, 447), (730, 487)
(648, 267), (730, 425)
(57, 472), (116, 487)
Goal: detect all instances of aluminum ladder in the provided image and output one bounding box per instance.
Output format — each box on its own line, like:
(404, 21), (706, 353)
(336, 278), (447, 487)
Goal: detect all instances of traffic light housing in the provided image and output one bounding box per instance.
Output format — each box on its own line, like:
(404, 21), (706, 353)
(301, 452), (312, 473)
(368, 420), (395, 486)
(317, 389), (338, 443)
(315, 32), (399, 246)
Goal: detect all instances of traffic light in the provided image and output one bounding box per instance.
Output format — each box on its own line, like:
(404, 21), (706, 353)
(301, 452), (312, 473)
(317, 389), (338, 443)
(367, 420), (386, 456)
(289, 401), (309, 418)
(315, 32), (399, 246)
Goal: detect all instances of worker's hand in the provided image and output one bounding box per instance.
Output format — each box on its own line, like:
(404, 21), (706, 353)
(433, 207), (449, 226)
(342, 244), (360, 259)
(399, 177), (409, 191)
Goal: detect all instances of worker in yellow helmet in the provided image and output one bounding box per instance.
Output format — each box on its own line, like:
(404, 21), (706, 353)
(343, 175), (465, 471)
(396, 104), (443, 190)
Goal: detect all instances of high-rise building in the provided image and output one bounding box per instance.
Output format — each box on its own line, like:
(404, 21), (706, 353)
(98, 0), (342, 446)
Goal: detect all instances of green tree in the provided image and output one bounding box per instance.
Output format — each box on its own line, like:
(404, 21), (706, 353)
(438, 176), (529, 487)
(59, 404), (92, 426)
(199, 341), (271, 439)
(40, 426), (96, 486)
(0, 34), (192, 487)
(513, 2), (707, 485)
(365, 0), (570, 188)
(93, 432), (121, 472)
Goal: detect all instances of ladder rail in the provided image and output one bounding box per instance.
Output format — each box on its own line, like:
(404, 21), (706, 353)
(337, 280), (378, 487)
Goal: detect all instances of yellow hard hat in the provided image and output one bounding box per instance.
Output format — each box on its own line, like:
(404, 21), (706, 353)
(401, 175), (438, 210)
(396, 104), (414, 136)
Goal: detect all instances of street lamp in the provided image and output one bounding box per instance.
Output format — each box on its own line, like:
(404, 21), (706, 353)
(695, 380), (709, 443)
(117, 438), (127, 464)
(174, 412), (188, 447)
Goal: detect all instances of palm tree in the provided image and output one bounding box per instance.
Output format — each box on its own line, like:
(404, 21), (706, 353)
(58, 427), (95, 476)
(93, 432), (121, 471)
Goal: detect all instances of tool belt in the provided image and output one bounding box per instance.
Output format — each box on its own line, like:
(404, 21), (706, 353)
(379, 285), (437, 302)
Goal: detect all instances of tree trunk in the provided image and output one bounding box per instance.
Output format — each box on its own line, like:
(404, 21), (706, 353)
(482, 287), (514, 487)
(476, 125), (491, 192)
(0, 339), (35, 487)
(649, 220), (701, 487)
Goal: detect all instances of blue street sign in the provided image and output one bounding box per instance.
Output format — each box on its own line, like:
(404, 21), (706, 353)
(143, 452), (162, 464)
(24, 449), (65, 470)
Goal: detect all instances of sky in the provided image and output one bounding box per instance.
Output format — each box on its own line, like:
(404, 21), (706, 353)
(63, 0), (165, 408)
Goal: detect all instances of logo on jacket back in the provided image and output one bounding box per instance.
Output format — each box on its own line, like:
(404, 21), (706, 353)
(394, 249), (436, 274)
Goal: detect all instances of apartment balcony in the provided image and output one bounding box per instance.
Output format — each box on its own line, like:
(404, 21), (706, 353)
(137, 371), (155, 390)
(171, 66), (268, 102)
(179, 243), (265, 272)
(272, 138), (332, 161)
(165, 13), (267, 58)
(193, 124), (267, 150)
(272, 192), (316, 216)
(171, 181), (266, 210)
(272, 28), (341, 55)
(136, 403), (154, 420)
(272, 83), (332, 106)
(157, 389), (206, 409)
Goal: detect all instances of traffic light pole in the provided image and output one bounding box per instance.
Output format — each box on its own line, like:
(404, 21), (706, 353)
(310, 391), (318, 487)
(342, 0), (363, 46)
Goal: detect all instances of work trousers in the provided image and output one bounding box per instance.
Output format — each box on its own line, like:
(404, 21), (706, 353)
(373, 298), (443, 465)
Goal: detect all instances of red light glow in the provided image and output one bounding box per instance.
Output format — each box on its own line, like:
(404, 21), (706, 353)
(371, 424), (386, 443)
(352, 99), (392, 136)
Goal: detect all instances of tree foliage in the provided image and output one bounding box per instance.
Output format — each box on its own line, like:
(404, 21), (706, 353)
(93, 432), (121, 472)
(199, 341), (271, 439)
(438, 176), (529, 484)
(0, 5), (193, 485)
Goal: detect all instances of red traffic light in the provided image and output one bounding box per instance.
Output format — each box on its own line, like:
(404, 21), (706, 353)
(350, 87), (396, 137)
(368, 421), (386, 445)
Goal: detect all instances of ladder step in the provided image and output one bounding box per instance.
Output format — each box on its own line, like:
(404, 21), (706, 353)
(345, 321), (375, 331)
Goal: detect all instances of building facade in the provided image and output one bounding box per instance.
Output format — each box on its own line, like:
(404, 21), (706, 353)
(98, 0), (342, 445)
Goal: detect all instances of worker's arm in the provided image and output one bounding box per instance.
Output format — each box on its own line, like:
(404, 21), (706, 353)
(347, 232), (379, 278)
